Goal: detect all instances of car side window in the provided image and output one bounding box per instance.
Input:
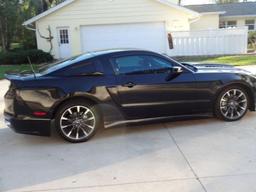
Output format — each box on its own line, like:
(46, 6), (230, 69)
(59, 60), (97, 76)
(111, 55), (172, 75)
(111, 55), (149, 75)
(146, 56), (173, 72)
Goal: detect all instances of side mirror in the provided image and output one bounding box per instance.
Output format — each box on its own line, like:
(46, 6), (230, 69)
(166, 66), (183, 81)
(172, 66), (183, 74)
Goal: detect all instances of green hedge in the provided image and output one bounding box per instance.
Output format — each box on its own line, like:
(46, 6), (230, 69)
(248, 31), (256, 51)
(0, 49), (53, 65)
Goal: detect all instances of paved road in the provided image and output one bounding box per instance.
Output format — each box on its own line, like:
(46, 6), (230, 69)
(1, 76), (256, 192)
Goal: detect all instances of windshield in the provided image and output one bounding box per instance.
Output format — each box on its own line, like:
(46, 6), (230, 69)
(181, 63), (198, 72)
(161, 54), (198, 72)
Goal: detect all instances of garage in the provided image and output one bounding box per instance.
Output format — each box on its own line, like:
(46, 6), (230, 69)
(80, 22), (167, 54)
(23, 0), (199, 58)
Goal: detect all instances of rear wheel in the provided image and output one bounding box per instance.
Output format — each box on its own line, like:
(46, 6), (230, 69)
(215, 87), (249, 121)
(55, 100), (103, 143)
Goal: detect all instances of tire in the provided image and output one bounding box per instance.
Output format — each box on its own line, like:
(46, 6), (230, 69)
(55, 99), (103, 143)
(215, 86), (249, 121)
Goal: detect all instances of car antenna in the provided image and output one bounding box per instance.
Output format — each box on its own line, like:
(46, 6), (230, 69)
(27, 56), (36, 79)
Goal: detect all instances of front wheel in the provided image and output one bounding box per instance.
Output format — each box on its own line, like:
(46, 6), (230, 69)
(55, 100), (103, 143)
(215, 87), (249, 121)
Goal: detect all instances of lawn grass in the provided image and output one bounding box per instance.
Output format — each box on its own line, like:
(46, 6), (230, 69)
(0, 65), (31, 79)
(176, 55), (256, 66)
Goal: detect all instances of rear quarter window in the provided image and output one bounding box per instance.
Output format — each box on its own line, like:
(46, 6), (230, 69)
(55, 60), (97, 76)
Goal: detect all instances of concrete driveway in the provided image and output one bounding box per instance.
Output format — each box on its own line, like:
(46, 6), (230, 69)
(1, 79), (256, 192)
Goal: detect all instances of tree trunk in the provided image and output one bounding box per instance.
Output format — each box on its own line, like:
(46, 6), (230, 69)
(0, 35), (7, 52)
(42, 0), (49, 11)
(5, 16), (10, 51)
(0, 19), (7, 52)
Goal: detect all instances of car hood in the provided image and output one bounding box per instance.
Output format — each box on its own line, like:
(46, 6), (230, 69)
(187, 63), (255, 76)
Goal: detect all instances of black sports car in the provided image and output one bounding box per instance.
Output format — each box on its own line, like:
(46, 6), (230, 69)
(4, 49), (256, 143)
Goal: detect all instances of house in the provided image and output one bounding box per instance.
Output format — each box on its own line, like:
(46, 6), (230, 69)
(23, 0), (200, 59)
(185, 2), (256, 31)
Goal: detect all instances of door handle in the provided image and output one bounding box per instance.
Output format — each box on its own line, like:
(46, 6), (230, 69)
(122, 82), (136, 88)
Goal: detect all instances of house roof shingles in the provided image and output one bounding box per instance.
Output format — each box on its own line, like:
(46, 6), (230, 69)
(185, 2), (256, 17)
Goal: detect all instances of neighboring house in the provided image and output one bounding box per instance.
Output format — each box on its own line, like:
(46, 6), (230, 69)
(185, 2), (256, 31)
(23, 0), (200, 59)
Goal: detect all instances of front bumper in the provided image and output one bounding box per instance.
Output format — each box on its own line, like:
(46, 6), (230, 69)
(4, 112), (52, 136)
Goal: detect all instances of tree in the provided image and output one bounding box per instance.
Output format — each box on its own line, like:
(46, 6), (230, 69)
(178, 0), (182, 5)
(0, 0), (65, 51)
(22, 0), (65, 14)
(248, 31), (256, 51)
(42, 0), (65, 12)
(0, 0), (20, 51)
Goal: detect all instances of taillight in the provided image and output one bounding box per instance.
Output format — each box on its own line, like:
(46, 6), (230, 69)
(33, 112), (47, 117)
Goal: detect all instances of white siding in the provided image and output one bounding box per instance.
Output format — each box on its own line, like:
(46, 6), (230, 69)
(190, 14), (220, 30)
(36, 0), (194, 58)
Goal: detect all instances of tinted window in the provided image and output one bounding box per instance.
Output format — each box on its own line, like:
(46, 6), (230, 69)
(111, 55), (172, 75)
(59, 60), (97, 76)
(146, 56), (173, 71)
(38, 53), (96, 74)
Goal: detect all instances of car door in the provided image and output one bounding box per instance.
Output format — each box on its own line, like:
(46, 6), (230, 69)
(109, 53), (200, 119)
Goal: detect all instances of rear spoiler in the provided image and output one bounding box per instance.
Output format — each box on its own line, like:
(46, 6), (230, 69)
(4, 71), (35, 81)
(4, 73), (24, 81)
(4, 57), (37, 81)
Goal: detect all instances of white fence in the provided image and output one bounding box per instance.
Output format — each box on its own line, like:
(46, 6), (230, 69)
(168, 27), (248, 56)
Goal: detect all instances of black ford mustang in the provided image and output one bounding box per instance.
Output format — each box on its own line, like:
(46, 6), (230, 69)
(4, 49), (256, 143)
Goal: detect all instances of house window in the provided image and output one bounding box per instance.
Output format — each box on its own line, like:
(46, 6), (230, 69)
(219, 21), (226, 28)
(59, 29), (69, 44)
(219, 21), (237, 29)
(245, 20), (255, 31)
(227, 21), (237, 28)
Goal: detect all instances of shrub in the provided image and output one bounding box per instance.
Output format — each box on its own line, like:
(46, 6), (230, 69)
(248, 31), (256, 51)
(0, 49), (53, 65)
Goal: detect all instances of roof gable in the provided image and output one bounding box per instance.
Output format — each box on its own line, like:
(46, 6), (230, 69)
(23, 0), (199, 26)
(156, 0), (200, 16)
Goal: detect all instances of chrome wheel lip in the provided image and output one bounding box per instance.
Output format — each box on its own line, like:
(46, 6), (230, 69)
(220, 89), (248, 120)
(60, 106), (96, 140)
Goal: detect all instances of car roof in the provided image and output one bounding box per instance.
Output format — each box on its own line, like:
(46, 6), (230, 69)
(71, 49), (156, 63)
(88, 48), (153, 56)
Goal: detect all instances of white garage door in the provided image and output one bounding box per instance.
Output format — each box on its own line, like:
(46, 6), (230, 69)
(80, 22), (167, 54)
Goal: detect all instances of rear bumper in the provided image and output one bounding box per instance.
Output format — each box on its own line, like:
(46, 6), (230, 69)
(4, 112), (52, 136)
